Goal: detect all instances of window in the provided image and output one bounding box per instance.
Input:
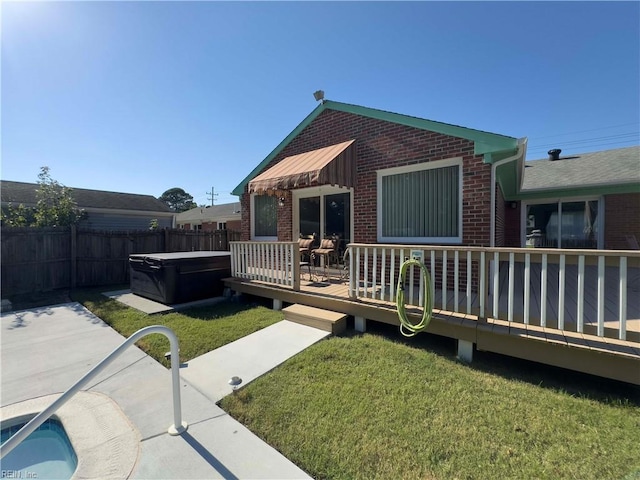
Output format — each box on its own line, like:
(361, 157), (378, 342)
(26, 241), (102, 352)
(525, 199), (600, 249)
(377, 158), (462, 243)
(252, 194), (277, 239)
(218, 222), (227, 230)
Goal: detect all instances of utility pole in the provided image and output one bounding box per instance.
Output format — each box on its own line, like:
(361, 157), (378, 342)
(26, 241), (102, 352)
(206, 187), (218, 206)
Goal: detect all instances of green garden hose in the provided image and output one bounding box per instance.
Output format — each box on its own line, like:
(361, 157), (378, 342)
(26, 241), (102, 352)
(396, 259), (433, 337)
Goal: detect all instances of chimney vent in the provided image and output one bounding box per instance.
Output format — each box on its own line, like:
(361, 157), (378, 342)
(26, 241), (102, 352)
(548, 149), (562, 161)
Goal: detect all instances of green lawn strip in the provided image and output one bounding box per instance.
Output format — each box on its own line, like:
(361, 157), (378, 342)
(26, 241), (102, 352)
(221, 334), (640, 480)
(71, 289), (283, 366)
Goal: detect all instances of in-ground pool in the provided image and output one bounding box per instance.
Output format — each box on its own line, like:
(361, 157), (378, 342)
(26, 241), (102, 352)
(1, 417), (78, 479)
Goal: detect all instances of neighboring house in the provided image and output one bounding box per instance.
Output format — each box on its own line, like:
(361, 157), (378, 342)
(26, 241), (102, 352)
(232, 100), (639, 252)
(175, 202), (241, 231)
(503, 146), (640, 250)
(0, 180), (174, 230)
(232, 100), (526, 251)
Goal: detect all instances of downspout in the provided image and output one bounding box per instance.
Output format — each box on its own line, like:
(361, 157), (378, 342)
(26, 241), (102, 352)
(489, 137), (528, 247)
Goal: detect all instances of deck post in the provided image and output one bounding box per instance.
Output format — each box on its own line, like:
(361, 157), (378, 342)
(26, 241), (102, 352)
(273, 299), (283, 311)
(457, 340), (473, 363)
(292, 246), (301, 291)
(354, 316), (367, 332)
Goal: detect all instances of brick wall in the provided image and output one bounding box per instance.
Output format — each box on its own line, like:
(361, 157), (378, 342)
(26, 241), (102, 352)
(503, 200), (521, 247)
(202, 220), (242, 232)
(226, 219), (241, 232)
(240, 194), (251, 241)
(241, 108), (494, 246)
(495, 186), (525, 248)
(604, 193), (640, 249)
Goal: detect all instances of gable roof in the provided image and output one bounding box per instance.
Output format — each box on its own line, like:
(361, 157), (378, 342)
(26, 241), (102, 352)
(176, 202), (242, 222)
(232, 100), (519, 196)
(517, 146), (640, 199)
(1, 180), (172, 213)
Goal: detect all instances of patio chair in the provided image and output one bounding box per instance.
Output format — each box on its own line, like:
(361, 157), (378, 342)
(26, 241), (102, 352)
(298, 234), (316, 263)
(312, 235), (339, 280)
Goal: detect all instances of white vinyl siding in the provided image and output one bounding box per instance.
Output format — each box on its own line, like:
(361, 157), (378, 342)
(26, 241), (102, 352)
(78, 212), (173, 231)
(377, 158), (462, 244)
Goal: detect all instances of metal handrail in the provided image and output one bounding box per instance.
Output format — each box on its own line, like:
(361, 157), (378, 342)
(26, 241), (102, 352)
(1, 325), (188, 459)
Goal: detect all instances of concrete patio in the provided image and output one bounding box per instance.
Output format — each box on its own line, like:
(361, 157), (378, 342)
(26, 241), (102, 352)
(0, 302), (325, 479)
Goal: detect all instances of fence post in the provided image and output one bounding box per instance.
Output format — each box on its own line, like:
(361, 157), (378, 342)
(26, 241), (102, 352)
(221, 230), (228, 251)
(164, 228), (170, 252)
(70, 225), (77, 289)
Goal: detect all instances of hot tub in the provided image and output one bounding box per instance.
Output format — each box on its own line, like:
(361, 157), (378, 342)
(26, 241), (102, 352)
(129, 251), (231, 304)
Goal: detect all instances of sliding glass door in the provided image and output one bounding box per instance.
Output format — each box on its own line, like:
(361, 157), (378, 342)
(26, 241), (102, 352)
(525, 199), (600, 249)
(299, 197), (321, 239)
(294, 187), (352, 256)
(324, 193), (351, 255)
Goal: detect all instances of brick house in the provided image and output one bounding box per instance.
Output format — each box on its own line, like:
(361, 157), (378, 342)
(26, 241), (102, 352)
(232, 100), (639, 252)
(232, 100), (525, 252)
(176, 202), (241, 231)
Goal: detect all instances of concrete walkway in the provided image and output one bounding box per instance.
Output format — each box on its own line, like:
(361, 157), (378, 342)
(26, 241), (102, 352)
(1, 302), (323, 479)
(181, 320), (330, 402)
(103, 289), (228, 314)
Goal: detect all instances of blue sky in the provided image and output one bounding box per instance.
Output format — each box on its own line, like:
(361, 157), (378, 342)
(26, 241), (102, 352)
(2, 1), (638, 207)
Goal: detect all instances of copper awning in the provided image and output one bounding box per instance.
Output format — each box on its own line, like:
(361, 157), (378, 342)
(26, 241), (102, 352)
(248, 139), (356, 194)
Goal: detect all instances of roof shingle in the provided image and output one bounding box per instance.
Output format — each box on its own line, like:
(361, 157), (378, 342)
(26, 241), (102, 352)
(521, 146), (640, 192)
(0, 181), (172, 213)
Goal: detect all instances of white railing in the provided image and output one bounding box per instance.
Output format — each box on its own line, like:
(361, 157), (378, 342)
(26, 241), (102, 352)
(1, 325), (187, 459)
(348, 244), (640, 342)
(226, 241), (639, 341)
(230, 241), (302, 290)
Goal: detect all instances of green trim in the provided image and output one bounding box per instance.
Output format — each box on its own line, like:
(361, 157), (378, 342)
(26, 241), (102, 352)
(512, 183), (640, 201)
(325, 102), (518, 157)
(495, 161), (521, 199)
(232, 102), (328, 196)
(232, 100), (518, 196)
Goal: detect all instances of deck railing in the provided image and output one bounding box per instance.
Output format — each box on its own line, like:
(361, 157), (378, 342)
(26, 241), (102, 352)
(230, 241), (302, 290)
(348, 244), (640, 341)
(229, 241), (639, 341)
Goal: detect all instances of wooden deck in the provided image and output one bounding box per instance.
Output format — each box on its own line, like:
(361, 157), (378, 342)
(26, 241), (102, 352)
(223, 272), (640, 385)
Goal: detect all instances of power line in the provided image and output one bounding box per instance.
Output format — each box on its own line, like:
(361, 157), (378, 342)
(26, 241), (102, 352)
(528, 122), (640, 141)
(528, 132), (639, 151)
(527, 138), (639, 157)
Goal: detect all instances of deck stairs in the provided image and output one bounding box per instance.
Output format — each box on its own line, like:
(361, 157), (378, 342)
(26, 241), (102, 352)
(283, 304), (347, 335)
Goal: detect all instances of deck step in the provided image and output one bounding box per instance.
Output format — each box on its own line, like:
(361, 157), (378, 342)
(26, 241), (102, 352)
(283, 304), (347, 335)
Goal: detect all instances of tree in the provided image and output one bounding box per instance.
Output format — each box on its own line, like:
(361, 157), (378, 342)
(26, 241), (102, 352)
(1, 202), (36, 227)
(1, 167), (85, 227)
(158, 188), (197, 213)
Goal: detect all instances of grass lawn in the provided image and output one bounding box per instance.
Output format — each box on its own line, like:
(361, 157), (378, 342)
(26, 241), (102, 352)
(71, 288), (283, 366)
(69, 288), (639, 479)
(221, 324), (640, 480)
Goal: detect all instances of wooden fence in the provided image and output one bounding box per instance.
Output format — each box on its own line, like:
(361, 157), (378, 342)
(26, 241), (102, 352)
(0, 227), (240, 296)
